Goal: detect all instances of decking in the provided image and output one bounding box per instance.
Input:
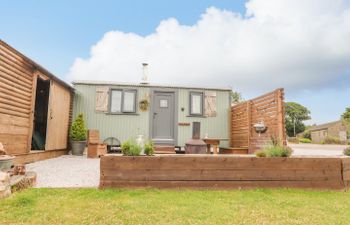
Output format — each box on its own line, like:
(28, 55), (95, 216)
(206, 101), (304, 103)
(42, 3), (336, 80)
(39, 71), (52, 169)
(100, 155), (350, 190)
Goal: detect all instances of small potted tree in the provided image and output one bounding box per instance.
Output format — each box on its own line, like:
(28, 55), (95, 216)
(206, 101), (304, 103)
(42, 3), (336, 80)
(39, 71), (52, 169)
(69, 113), (87, 156)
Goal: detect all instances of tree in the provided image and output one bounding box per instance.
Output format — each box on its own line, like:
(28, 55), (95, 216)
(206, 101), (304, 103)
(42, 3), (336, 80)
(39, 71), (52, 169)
(285, 102), (311, 137)
(69, 113), (87, 141)
(231, 91), (243, 104)
(341, 107), (350, 135)
(342, 107), (350, 122)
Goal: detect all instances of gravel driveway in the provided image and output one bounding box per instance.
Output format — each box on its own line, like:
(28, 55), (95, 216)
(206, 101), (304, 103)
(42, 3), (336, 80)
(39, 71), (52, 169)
(26, 155), (100, 188)
(289, 144), (348, 156)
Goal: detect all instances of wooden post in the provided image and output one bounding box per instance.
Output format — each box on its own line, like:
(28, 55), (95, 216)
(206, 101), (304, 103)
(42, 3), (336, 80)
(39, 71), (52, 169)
(276, 89), (285, 145)
(229, 107), (233, 147)
(247, 101), (252, 153)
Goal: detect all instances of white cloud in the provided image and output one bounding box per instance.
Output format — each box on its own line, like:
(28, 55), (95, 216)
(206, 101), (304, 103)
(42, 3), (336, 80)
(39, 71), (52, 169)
(67, 0), (350, 93)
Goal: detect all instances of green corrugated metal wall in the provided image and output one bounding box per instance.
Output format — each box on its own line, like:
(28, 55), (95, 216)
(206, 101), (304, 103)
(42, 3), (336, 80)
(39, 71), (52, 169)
(73, 84), (230, 147)
(177, 89), (230, 147)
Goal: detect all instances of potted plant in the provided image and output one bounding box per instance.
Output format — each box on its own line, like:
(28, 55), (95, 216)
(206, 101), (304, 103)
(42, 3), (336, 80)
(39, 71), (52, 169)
(69, 113), (87, 156)
(0, 142), (15, 170)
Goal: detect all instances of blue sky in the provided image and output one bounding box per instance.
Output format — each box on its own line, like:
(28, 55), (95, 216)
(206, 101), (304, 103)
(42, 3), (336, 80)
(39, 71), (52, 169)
(1, 0), (349, 125)
(0, 0), (245, 76)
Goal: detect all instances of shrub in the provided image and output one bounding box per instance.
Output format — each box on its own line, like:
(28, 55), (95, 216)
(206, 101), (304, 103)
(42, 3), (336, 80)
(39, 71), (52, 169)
(255, 150), (266, 158)
(287, 137), (299, 144)
(264, 146), (293, 158)
(144, 141), (154, 156)
(344, 147), (350, 156)
(69, 113), (87, 141)
(121, 141), (141, 156)
(323, 136), (342, 145)
(299, 138), (311, 143)
(303, 131), (311, 139)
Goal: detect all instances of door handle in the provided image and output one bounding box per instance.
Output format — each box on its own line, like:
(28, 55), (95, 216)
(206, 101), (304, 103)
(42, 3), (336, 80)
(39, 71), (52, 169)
(153, 112), (157, 119)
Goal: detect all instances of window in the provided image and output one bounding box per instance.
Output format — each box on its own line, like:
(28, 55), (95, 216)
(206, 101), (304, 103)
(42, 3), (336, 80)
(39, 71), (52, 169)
(110, 90), (122, 113)
(123, 91), (136, 112)
(110, 89), (137, 113)
(160, 99), (168, 108)
(190, 92), (203, 116)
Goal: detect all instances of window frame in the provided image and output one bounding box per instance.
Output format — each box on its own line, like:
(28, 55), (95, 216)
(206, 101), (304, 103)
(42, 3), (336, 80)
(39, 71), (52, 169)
(109, 88), (138, 114)
(189, 91), (204, 116)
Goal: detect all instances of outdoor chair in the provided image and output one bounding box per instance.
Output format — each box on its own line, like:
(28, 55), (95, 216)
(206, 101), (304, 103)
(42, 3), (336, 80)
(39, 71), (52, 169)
(103, 137), (121, 153)
(87, 130), (107, 158)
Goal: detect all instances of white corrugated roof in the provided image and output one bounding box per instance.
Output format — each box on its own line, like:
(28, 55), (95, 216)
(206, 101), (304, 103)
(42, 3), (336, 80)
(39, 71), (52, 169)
(72, 80), (232, 91)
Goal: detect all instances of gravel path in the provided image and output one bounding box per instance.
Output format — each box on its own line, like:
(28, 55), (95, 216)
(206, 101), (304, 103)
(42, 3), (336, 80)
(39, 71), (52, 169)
(26, 155), (100, 188)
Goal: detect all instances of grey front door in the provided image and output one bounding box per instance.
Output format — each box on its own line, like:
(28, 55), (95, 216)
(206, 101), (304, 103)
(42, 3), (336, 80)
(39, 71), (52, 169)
(152, 91), (175, 145)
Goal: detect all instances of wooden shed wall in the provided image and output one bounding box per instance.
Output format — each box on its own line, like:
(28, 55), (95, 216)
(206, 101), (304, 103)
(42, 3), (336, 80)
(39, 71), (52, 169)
(0, 40), (73, 157)
(0, 41), (35, 155)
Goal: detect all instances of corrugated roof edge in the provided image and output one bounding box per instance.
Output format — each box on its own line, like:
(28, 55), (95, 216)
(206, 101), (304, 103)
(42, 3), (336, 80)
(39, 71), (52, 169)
(0, 39), (74, 91)
(308, 120), (342, 131)
(72, 80), (233, 91)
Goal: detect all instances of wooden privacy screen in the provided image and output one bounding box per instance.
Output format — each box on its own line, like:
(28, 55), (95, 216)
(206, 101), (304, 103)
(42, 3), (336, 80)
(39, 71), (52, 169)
(100, 155), (349, 190)
(231, 88), (286, 153)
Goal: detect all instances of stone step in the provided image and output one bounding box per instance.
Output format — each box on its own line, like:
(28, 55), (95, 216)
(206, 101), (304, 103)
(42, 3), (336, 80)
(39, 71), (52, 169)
(10, 171), (37, 192)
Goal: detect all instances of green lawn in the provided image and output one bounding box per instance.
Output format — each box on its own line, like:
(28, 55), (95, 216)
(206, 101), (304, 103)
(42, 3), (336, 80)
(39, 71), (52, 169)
(1, 188), (350, 225)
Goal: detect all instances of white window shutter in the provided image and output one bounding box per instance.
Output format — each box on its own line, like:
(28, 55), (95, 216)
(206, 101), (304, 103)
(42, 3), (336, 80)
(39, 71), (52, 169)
(95, 86), (109, 112)
(204, 91), (217, 117)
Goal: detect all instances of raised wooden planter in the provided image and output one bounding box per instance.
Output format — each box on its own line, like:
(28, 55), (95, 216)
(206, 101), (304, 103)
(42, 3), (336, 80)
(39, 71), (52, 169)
(100, 155), (350, 190)
(219, 147), (248, 154)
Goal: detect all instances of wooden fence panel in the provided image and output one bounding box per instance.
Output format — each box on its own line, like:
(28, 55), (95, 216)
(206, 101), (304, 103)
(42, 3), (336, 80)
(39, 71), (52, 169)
(231, 89), (286, 153)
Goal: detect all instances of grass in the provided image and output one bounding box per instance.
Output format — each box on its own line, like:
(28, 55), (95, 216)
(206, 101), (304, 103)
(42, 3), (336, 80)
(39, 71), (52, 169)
(1, 188), (350, 225)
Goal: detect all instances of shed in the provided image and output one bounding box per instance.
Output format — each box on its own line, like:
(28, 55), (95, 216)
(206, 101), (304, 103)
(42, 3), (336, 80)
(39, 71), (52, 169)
(309, 120), (347, 143)
(0, 40), (74, 163)
(73, 81), (286, 153)
(73, 81), (231, 150)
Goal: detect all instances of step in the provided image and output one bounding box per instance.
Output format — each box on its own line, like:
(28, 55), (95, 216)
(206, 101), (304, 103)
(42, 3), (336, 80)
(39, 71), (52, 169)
(10, 171), (37, 192)
(219, 147), (249, 154)
(154, 145), (176, 154)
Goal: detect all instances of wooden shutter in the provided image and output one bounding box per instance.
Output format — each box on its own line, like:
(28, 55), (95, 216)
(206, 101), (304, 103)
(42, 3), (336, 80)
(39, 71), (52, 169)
(95, 86), (109, 112)
(204, 91), (217, 117)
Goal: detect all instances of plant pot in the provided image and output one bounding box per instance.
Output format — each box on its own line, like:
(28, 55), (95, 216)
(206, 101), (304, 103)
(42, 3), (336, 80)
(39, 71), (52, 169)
(70, 141), (86, 156)
(0, 155), (15, 170)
